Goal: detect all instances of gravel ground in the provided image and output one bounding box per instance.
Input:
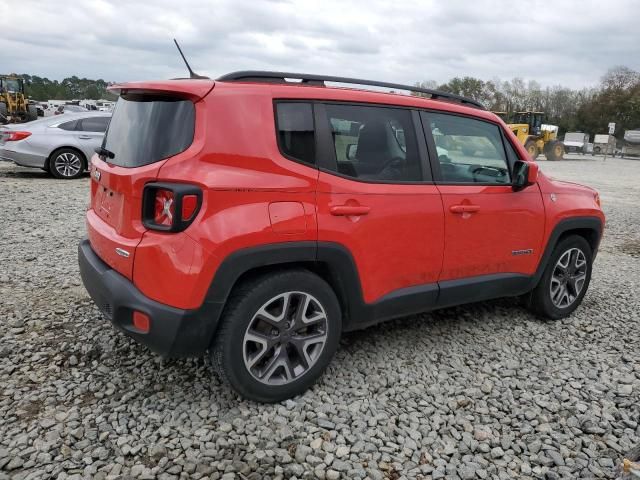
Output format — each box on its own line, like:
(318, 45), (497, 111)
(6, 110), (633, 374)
(1, 155), (639, 480)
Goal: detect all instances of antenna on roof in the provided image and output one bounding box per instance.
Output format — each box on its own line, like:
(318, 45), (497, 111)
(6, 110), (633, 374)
(173, 39), (209, 79)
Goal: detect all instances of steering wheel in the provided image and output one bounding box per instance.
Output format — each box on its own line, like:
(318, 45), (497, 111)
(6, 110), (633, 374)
(469, 165), (507, 180)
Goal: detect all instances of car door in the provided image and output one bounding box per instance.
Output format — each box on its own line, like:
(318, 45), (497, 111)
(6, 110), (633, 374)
(420, 111), (545, 291)
(314, 102), (445, 313)
(74, 116), (110, 161)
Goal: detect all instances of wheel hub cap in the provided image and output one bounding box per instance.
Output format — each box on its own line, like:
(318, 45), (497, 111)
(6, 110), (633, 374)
(242, 291), (328, 386)
(54, 152), (82, 177)
(550, 247), (587, 308)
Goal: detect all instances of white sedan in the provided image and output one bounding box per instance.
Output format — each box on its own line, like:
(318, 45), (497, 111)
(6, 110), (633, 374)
(0, 112), (111, 179)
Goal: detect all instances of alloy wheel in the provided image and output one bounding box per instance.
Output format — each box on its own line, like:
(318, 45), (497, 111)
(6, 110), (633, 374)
(54, 152), (82, 178)
(550, 247), (587, 308)
(242, 291), (328, 386)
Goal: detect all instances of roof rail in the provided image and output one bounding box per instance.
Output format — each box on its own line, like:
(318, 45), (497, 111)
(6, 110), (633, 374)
(216, 71), (485, 110)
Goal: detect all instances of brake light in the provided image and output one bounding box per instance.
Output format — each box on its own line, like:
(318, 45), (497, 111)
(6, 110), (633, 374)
(153, 189), (174, 226)
(142, 183), (202, 232)
(4, 131), (31, 141)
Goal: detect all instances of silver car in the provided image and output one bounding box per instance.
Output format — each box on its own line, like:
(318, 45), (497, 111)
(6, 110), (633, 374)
(0, 112), (111, 179)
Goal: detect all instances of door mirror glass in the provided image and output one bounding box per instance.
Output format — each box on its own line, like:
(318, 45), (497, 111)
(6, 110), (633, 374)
(512, 160), (538, 190)
(345, 143), (357, 160)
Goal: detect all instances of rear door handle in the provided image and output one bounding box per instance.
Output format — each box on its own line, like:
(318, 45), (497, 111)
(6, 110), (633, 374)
(78, 135), (92, 140)
(450, 204), (480, 214)
(330, 205), (371, 216)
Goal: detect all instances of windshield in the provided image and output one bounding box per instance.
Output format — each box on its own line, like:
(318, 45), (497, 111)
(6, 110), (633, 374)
(103, 94), (195, 167)
(565, 133), (586, 143)
(2, 79), (22, 92)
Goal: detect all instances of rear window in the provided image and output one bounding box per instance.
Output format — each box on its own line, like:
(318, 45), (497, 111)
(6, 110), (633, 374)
(103, 94), (195, 167)
(79, 116), (110, 132)
(57, 120), (77, 131)
(275, 102), (315, 165)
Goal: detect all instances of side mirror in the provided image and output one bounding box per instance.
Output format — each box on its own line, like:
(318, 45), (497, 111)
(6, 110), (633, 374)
(512, 160), (539, 190)
(346, 143), (357, 160)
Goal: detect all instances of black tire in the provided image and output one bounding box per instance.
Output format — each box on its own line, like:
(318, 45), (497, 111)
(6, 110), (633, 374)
(27, 104), (38, 121)
(527, 235), (593, 320)
(48, 148), (86, 179)
(211, 270), (342, 402)
(524, 140), (539, 159)
(544, 140), (564, 161)
(0, 102), (7, 123)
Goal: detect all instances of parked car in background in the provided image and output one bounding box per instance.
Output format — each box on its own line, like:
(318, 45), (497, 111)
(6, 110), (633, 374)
(563, 132), (589, 153)
(78, 72), (604, 402)
(55, 104), (89, 115)
(0, 112), (111, 179)
(621, 129), (640, 158)
(593, 134), (616, 155)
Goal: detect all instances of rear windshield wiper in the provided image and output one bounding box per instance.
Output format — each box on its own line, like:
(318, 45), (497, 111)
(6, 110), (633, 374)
(95, 146), (115, 159)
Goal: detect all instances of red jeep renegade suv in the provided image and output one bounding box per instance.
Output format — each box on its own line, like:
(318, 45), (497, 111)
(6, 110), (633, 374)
(78, 71), (604, 402)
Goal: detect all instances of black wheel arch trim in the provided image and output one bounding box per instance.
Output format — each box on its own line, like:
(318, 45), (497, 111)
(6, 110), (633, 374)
(533, 216), (603, 285)
(195, 216), (602, 348)
(47, 146), (88, 171)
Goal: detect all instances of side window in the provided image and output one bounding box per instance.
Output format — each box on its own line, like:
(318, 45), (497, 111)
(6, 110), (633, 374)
(275, 103), (315, 165)
(57, 120), (77, 131)
(325, 104), (421, 182)
(426, 113), (511, 184)
(79, 116), (110, 133)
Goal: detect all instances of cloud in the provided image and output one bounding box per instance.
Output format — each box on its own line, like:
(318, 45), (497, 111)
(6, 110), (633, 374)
(1, 0), (638, 88)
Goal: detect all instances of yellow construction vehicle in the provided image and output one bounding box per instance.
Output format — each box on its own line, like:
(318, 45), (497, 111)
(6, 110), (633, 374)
(494, 111), (565, 161)
(0, 75), (38, 124)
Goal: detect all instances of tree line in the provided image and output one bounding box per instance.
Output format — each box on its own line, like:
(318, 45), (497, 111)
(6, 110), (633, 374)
(13, 67), (640, 137)
(14, 74), (117, 101)
(415, 66), (640, 137)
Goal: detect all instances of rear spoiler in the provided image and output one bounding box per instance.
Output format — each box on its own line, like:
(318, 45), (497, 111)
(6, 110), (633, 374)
(108, 79), (215, 102)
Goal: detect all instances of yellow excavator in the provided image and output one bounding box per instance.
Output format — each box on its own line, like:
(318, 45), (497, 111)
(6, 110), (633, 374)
(0, 75), (38, 124)
(494, 111), (564, 161)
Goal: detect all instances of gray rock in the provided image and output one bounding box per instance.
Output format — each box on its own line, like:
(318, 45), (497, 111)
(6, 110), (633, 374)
(285, 463), (305, 477)
(491, 447), (505, 459)
(317, 419), (336, 430)
(326, 470), (340, 480)
(295, 445), (312, 463)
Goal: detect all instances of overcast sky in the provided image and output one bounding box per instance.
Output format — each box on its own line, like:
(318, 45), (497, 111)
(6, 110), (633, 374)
(2, 0), (638, 89)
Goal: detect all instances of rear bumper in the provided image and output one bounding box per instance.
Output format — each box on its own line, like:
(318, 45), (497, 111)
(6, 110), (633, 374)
(78, 239), (224, 358)
(0, 147), (46, 168)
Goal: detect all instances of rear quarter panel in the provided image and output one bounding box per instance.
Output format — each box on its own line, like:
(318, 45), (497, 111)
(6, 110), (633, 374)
(133, 86), (319, 309)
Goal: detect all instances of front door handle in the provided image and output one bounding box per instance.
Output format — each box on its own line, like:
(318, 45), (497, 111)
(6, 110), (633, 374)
(78, 135), (92, 140)
(450, 204), (480, 214)
(330, 205), (371, 216)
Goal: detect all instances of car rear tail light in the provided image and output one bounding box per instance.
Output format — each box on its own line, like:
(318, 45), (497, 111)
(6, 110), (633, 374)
(153, 189), (174, 227)
(142, 182), (202, 232)
(4, 131), (31, 141)
(132, 311), (150, 333)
